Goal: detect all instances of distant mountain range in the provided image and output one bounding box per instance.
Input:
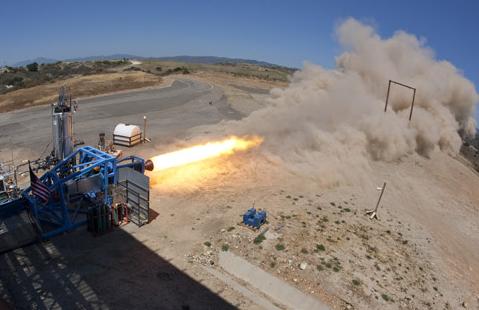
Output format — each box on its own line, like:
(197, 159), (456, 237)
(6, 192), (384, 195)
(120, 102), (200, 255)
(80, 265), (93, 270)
(11, 57), (58, 67)
(10, 55), (294, 70)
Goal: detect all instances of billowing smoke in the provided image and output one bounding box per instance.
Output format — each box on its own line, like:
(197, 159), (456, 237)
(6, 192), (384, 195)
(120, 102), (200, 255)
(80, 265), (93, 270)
(218, 18), (478, 185)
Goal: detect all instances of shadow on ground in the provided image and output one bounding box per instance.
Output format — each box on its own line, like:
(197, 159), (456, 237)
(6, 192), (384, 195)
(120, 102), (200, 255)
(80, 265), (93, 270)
(0, 227), (235, 309)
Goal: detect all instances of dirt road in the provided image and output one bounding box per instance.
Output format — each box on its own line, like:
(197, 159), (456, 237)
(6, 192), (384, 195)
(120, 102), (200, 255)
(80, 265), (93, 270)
(0, 78), (238, 161)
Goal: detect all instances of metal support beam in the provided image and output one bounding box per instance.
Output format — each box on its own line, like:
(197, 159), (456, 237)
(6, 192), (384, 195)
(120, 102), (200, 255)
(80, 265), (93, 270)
(22, 146), (117, 239)
(384, 80), (417, 121)
(366, 182), (387, 220)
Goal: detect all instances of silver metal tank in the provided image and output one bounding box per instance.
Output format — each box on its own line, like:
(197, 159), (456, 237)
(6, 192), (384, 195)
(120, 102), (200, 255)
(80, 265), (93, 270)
(52, 87), (74, 160)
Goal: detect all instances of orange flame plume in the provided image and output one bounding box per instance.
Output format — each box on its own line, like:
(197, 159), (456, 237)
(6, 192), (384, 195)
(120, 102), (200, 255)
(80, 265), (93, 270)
(148, 136), (263, 172)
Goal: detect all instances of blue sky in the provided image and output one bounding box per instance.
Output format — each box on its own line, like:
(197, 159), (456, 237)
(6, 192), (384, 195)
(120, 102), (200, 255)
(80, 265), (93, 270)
(1, 0), (478, 93)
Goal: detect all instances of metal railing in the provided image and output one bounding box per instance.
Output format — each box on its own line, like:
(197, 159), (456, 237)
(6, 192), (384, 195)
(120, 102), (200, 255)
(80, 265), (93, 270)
(116, 179), (149, 226)
(112, 133), (142, 147)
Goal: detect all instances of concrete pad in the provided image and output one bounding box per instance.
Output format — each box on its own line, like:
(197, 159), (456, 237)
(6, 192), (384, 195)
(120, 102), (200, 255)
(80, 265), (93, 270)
(204, 266), (282, 310)
(219, 251), (329, 310)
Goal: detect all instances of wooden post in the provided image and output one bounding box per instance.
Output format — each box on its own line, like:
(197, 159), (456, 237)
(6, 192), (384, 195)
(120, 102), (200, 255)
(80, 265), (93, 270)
(383, 80), (416, 121)
(384, 80), (392, 112)
(409, 88), (416, 121)
(366, 182), (387, 220)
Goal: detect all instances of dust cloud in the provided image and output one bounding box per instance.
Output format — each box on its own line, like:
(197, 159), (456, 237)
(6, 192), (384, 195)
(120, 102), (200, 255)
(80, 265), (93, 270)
(217, 18), (478, 186)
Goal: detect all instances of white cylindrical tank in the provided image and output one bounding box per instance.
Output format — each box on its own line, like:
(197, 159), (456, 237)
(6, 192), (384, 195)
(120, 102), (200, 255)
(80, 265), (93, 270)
(113, 123), (142, 147)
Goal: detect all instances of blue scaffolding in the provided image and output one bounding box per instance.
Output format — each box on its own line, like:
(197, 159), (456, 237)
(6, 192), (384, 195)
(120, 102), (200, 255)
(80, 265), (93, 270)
(22, 146), (117, 239)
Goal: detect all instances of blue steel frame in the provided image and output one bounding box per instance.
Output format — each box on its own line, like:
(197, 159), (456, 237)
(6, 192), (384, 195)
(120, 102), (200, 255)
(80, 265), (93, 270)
(116, 155), (146, 173)
(22, 146), (117, 239)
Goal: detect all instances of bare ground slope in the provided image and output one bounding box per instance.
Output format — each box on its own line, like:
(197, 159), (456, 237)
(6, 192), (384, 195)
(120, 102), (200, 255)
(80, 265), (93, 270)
(147, 147), (479, 309)
(0, 71), (162, 112)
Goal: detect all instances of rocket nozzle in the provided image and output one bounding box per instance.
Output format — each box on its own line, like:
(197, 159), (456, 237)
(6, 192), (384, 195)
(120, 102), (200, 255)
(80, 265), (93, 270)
(144, 159), (154, 171)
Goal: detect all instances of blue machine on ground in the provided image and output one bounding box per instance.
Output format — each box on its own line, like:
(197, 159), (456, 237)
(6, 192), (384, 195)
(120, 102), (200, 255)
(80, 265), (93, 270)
(21, 146), (146, 239)
(242, 208), (267, 229)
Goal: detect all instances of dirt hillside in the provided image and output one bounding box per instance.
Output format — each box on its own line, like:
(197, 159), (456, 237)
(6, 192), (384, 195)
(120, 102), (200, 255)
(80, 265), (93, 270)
(145, 140), (479, 309)
(0, 71), (162, 112)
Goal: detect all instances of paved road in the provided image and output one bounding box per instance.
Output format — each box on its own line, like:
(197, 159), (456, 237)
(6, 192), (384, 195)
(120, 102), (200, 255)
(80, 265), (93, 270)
(0, 79), (242, 161)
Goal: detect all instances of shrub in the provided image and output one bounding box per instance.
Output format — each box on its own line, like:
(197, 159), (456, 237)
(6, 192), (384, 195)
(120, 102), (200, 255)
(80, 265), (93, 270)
(26, 62), (38, 72)
(254, 234), (266, 245)
(6, 76), (24, 86)
(275, 243), (285, 251)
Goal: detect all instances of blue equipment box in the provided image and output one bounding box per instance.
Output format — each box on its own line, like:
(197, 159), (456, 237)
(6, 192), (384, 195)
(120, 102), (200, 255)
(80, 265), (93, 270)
(242, 208), (267, 229)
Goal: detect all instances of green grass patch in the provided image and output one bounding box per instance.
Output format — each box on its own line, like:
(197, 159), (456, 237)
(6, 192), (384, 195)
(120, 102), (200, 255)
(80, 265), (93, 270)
(254, 234), (266, 245)
(275, 243), (285, 251)
(381, 293), (390, 302)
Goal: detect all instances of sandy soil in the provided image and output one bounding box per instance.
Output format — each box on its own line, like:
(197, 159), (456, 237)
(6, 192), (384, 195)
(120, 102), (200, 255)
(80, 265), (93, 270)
(145, 144), (479, 309)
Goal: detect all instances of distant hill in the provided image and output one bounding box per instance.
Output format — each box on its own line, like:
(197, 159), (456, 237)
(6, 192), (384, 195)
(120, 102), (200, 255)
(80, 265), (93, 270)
(64, 54), (137, 63)
(12, 57), (58, 67)
(151, 56), (283, 68)
(11, 55), (295, 70)
(2, 55), (293, 99)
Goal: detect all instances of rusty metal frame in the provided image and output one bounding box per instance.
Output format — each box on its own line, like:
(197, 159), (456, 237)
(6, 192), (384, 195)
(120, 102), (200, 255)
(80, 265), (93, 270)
(384, 80), (417, 121)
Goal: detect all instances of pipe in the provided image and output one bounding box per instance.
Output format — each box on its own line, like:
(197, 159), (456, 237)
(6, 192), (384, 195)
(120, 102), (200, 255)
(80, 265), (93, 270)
(143, 115), (147, 143)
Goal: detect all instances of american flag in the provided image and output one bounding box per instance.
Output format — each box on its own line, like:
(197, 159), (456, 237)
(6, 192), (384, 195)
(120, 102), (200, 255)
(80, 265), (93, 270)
(29, 163), (50, 203)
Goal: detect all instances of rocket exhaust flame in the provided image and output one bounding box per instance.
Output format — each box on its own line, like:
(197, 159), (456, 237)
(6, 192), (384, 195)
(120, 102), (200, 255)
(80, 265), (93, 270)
(145, 136), (263, 172)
